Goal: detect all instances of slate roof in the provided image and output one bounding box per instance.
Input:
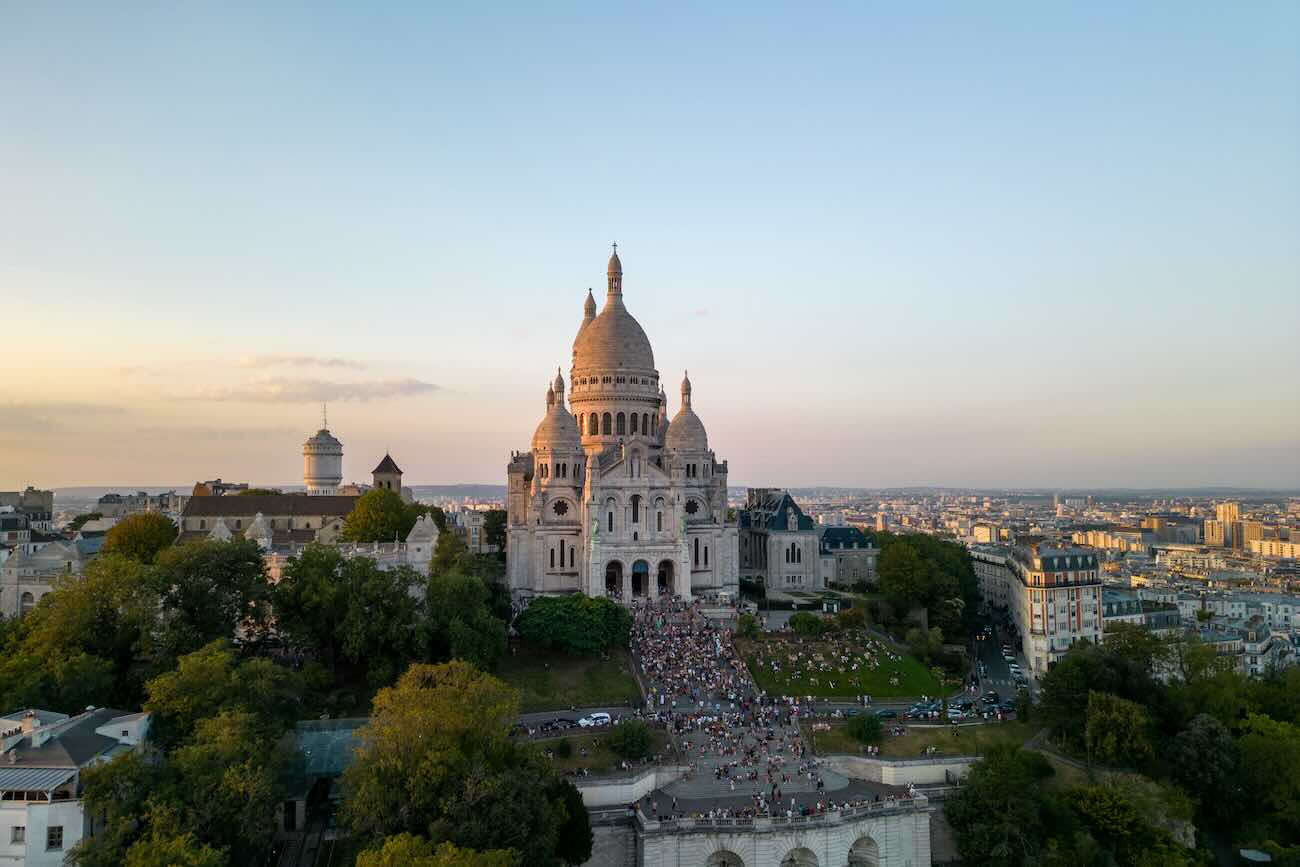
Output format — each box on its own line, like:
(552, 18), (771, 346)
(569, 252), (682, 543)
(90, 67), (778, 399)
(181, 495), (357, 519)
(372, 454), (403, 475)
(820, 526), (872, 553)
(0, 767), (77, 792)
(0, 707), (132, 769)
(739, 491), (816, 533)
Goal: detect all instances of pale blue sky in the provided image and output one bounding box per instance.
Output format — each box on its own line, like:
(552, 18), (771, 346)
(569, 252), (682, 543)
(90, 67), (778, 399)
(2, 2), (1297, 489)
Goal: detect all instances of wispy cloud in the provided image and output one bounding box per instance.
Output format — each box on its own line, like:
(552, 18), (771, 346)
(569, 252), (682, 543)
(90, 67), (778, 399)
(0, 402), (127, 435)
(237, 354), (363, 369)
(188, 377), (438, 404)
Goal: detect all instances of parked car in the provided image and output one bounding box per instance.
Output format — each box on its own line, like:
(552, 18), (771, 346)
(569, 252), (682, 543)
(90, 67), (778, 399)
(981, 695), (999, 706)
(579, 712), (612, 728)
(876, 709), (898, 719)
(946, 707), (965, 720)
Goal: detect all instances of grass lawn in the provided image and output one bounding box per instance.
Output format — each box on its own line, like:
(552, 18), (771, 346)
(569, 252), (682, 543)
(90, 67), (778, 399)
(809, 720), (1036, 758)
(738, 632), (942, 699)
(497, 646), (642, 713)
(530, 729), (672, 776)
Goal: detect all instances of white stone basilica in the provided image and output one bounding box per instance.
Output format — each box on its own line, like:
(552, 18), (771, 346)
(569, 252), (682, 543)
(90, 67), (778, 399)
(507, 250), (739, 602)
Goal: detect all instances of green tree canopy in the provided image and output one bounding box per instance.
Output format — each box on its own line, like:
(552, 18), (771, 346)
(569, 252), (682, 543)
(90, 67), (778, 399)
(144, 640), (304, 749)
(788, 611), (825, 636)
(515, 595), (631, 656)
(355, 835), (517, 867)
(431, 526), (471, 576)
(736, 613), (761, 639)
(425, 571), (506, 672)
(341, 661), (589, 865)
(946, 744), (1058, 867)
(149, 540), (272, 661)
(846, 712), (883, 744)
(341, 488), (418, 543)
(607, 719), (651, 760)
(104, 512), (178, 564)
(1085, 690), (1153, 767)
(482, 509), (507, 553)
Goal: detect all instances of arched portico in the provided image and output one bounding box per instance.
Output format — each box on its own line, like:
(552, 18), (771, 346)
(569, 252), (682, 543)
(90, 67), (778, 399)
(19, 591), (36, 614)
(657, 559), (675, 596)
(605, 561), (624, 598)
(848, 836), (880, 866)
(631, 560), (650, 597)
(780, 847), (818, 867)
(706, 850), (745, 867)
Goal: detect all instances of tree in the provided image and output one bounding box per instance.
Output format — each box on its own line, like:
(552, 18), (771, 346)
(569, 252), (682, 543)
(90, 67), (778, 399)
(1105, 622), (1172, 678)
(341, 489), (416, 543)
(906, 626), (944, 663)
(846, 712), (882, 745)
(788, 611), (824, 636)
(1164, 713), (1239, 826)
(1236, 714), (1300, 845)
(341, 662), (586, 866)
(425, 571), (506, 671)
(431, 527), (471, 577)
(272, 544), (350, 667)
(337, 559), (425, 687)
(356, 835), (517, 867)
(1085, 690), (1152, 767)
(877, 542), (928, 610)
(8, 553), (159, 708)
(237, 488), (282, 496)
(144, 641), (303, 749)
(150, 540), (271, 661)
(68, 750), (165, 867)
(946, 745), (1057, 867)
(835, 605), (867, 631)
(516, 595), (631, 656)
(68, 512), (103, 532)
(482, 509), (507, 554)
(736, 613), (761, 639)
(124, 831), (227, 867)
(1038, 642), (1154, 752)
(104, 512), (178, 564)
(607, 719), (651, 760)
(550, 779), (593, 866)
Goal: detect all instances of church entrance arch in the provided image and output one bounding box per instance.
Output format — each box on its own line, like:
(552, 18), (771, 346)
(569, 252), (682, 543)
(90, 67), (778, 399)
(848, 836), (880, 866)
(631, 560), (650, 597)
(657, 560), (675, 597)
(779, 848), (818, 867)
(604, 561), (623, 599)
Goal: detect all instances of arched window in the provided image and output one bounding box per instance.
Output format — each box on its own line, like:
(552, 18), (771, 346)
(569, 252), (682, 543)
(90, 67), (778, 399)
(704, 546), (709, 566)
(578, 415), (585, 435)
(568, 544), (575, 568)
(657, 511), (663, 532)
(642, 413), (649, 434)
(602, 413), (612, 435)
(785, 546), (790, 563)
(631, 495), (641, 524)
(550, 548), (555, 568)
(694, 537), (700, 566)
(589, 413), (598, 434)
(608, 511), (614, 533)
(616, 412), (626, 435)
(630, 413), (638, 434)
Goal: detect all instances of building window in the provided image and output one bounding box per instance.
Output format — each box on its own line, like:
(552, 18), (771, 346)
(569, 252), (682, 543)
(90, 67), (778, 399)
(608, 512), (614, 533)
(657, 511), (663, 532)
(642, 413), (650, 434)
(602, 413), (612, 435)
(550, 549), (555, 568)
(552, 500), (569, 517)
(199, 520), (206, 530)
(631, 495), (640, 524)
(704, 546), (709, 566)
(694, 537), (700, 567)
(47, 826), (63, 851)
(616, 412), (626, 435)
(630, 413), (638, 434)
(588, 413), (598, 434)
(11, 827), (24, 844)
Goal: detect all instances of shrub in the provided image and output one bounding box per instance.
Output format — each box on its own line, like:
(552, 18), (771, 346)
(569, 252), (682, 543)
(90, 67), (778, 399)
(846, 713), (883, 744)
(555, 739), (573, 758)
(788, 612), (825, 636)
(607, 719), (651, 760)
(737, 614), (761, 639)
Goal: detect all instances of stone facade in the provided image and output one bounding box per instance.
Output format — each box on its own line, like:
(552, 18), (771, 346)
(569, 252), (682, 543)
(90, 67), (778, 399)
(507, 251), (738, 602)
(636, 801), (931, 866)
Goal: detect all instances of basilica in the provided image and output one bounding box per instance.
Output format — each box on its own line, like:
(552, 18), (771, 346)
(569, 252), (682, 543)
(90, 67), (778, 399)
(507, 250), (739, 602)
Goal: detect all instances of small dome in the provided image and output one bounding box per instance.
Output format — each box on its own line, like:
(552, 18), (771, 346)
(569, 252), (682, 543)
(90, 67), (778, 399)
(583, 289), (597, 316)
(665, 407), (708, 451)
(665, 371), (708, 451)
(607, 249), (622, 275)
(532, 377), (581, 451)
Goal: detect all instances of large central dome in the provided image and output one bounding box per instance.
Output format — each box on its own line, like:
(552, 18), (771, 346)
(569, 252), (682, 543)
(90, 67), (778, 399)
(572, 250), (655, 372)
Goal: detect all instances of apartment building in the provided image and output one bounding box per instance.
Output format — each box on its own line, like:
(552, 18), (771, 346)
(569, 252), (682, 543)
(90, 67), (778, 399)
(1007, 542), (1104, 676)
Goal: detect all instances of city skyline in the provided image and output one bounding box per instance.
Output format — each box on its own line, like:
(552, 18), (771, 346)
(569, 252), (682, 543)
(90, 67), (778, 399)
(3, 4), (1297, 490)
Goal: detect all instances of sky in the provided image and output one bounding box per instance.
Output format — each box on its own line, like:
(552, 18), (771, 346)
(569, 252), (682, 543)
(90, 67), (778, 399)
(2, 2), (1297, 490)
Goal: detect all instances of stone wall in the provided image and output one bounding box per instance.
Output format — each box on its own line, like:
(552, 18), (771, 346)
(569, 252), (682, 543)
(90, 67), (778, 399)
(577, 766), (689, 808)
(821, 754), (978, 786)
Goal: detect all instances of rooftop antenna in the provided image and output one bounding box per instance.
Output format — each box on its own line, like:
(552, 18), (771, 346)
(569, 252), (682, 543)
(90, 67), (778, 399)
(321, 403), (328, 430)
